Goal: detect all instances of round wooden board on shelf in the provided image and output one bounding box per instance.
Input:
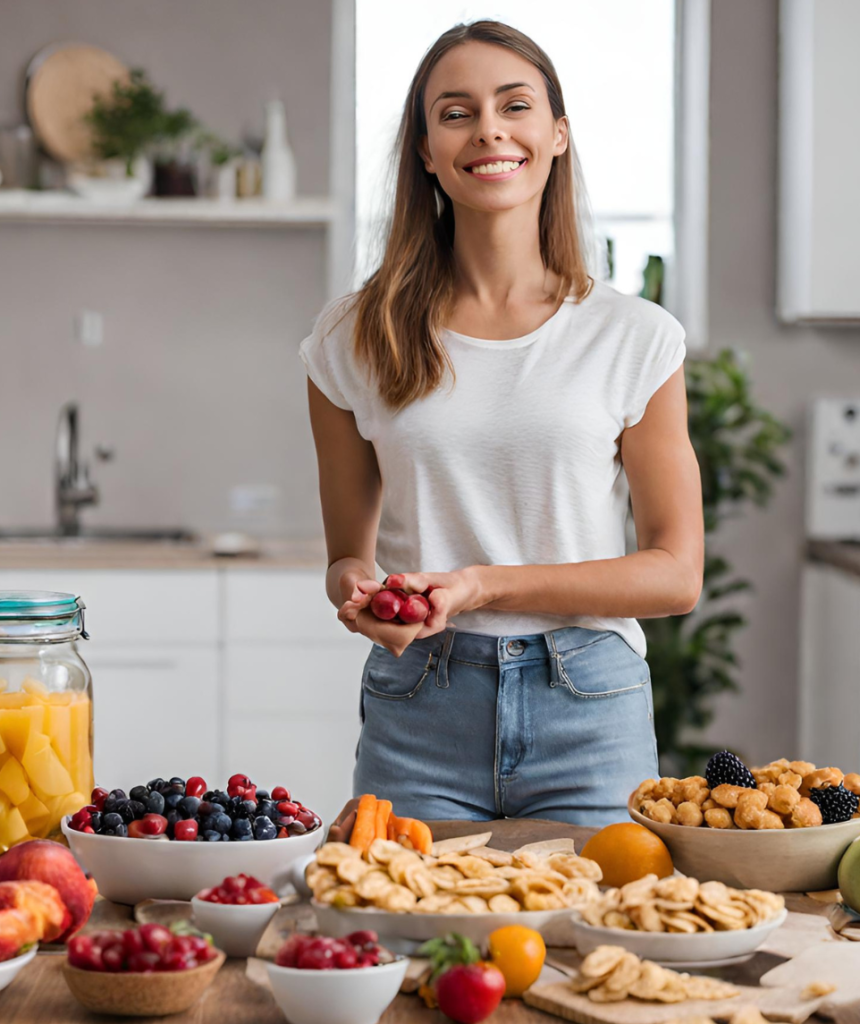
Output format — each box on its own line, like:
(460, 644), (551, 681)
(25, 42), (129, 163)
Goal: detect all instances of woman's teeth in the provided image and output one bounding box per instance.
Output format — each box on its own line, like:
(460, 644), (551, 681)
(468, 160), (523, 175)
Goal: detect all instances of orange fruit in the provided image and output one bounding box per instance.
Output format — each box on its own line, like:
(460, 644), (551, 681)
(487, 925), (546, 998)
(580, 822), (674, 888)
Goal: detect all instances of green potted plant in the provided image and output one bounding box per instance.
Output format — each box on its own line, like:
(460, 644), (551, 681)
(75, 68), (198, 199)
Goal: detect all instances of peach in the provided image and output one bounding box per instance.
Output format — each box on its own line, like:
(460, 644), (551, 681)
(0, 880), (70, 943)
(0, 839), (97, 942)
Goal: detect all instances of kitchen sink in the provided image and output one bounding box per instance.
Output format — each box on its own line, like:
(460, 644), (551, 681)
(0, 527), (198, 544)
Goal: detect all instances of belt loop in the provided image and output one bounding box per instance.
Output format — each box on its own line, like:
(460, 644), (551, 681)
(545, 630), (562, 688)
(436, 630), (454, 688)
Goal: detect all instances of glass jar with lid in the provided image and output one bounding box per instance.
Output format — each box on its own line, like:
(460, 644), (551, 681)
(0, 591), (93, 849)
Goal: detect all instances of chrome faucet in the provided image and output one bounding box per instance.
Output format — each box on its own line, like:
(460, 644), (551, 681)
(55, 402), (98, 535)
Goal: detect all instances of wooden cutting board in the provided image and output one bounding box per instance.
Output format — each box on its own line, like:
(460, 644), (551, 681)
(523, 979), (825, 1023)
(760, 943), (860, 1009)
(25, 43), (129, 163)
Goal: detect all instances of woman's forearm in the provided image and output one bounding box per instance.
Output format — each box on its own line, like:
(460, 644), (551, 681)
(474, 549), (702, 620)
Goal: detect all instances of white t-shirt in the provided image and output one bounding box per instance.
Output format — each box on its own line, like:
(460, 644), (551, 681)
(299, 278), (686, 658)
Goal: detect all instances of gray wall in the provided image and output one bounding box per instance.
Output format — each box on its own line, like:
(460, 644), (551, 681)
(0, 0), (332, 537)
(701, 0), (860, 763)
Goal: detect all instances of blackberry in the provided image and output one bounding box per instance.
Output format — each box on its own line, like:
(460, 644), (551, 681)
(705, 751), (757, 790)
(809, 784), (859, 824)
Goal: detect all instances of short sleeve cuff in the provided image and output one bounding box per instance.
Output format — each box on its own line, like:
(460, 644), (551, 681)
(298, 333), (353, 411)
(624, 331), (687, 429)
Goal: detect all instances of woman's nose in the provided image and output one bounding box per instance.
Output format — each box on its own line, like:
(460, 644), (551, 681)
(473, 111), (506, 146)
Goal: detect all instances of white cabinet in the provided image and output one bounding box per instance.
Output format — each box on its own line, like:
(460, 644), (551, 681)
(223, 571), (371, 825)
(0, 565), (369, 826)
(778, 0), (860, 322)
(798, 563), (860, 770)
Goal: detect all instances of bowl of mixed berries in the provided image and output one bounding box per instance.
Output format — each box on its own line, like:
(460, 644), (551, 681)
(266, 930), (407, 1024)
(64, 922), (225, 1017)
(61, 774), (324, 905)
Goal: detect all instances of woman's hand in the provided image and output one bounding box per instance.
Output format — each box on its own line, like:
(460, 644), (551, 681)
(326, 797), (360, 844)
(398, 567), (484, 639)
(336, 572), (423, 657)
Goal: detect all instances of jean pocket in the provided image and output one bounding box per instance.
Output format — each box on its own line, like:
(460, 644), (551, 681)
(556, 632), (650, 699)
(362, 643), (435, 701)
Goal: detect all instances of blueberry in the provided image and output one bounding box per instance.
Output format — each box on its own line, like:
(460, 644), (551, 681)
(212, 813), (232, 835)
(231, 818), (252, 839)
(238, 833), (253, 841)
(287, 822), (307, 836)
(113, 823), (128, 837)
(103, 793), (127, 814)
(220, 834), (230, 842)
(164, 792), (184, 811)
(129, 785), (149, 803)
(256, 800), (277, 820)
(103, 812), (123, 831)
(198, 801), (216, 818)
(169, 777), (185, 789)
(118, 803), (136, 824)
(89, 811), (102, 832)
(203, 830), (221, 842)
(146, 791), (165, 815)
(179, 796), (200, 820)
(253, 815), (277, 841)
(147, 777), (165, 791)
(255, 789), (270, 802)
(211, 790), (230, 808)
(165, 809), (181, 838)
(110, 788), (127, 801)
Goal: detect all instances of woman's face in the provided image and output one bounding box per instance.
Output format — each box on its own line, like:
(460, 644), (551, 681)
(419, 40), (568, 214)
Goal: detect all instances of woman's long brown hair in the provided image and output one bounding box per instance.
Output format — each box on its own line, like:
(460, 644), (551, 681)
(327, 19), (595, 411)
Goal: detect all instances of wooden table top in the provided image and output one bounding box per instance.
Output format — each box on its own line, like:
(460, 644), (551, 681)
(0, 818), (836, 1024)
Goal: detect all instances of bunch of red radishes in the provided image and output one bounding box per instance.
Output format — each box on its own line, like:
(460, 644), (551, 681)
(369, 574), (437, 625)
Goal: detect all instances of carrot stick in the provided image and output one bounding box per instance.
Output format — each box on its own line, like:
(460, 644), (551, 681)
(349, 794), (378, 853)
(387, 813), (401, 842)
(407, 818), (433, 855)
(374, 799), (392, 842)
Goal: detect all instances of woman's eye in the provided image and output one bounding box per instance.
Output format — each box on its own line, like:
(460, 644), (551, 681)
(442, 103), (530, 122)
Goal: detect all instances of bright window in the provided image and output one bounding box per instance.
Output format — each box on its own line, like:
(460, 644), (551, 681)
(355, 0), (675, 296)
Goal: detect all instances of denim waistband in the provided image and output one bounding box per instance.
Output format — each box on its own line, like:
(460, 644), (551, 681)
(409, 625), (615, 669)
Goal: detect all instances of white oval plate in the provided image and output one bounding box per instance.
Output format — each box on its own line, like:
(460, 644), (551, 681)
(569, 907), (787, 964)
(313, 900), (579, 954)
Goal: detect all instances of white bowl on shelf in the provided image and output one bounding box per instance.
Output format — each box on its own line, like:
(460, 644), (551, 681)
(569, 907), (788, 966)
(0, 946), (37, 992)
(190, 896), (280, 958)
(266, 957), (408, 1024)
(61, 817), (324, 905)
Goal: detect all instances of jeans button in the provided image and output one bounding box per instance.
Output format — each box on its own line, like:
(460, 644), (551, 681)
(506, 640), (525, 656)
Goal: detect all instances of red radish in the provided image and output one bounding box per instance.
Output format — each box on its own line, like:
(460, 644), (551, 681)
(399, 593), (430, 624)
(370, 590), (402, 620)
(384, 574), (406, 589)
(388, 588), (409, 602)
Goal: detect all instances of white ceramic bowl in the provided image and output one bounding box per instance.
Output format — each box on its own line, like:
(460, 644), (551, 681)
(570, 907), (787, 965)
(61, 817), (324, 905)
(313, 900), (580, 955)
(266, 957), (408, 1024)
(191, 896), (280, 958)
(0, 946), (37, 992)
(628, 792), (860, 891)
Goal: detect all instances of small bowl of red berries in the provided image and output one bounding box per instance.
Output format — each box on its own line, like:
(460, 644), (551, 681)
(266, 931), (408, 1024)
(61, 773), (324, 905)
(63, 923), (225, 1017)
(191, 873), (281, 958)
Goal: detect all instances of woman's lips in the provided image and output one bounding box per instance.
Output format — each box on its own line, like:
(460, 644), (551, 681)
(464, 159), (528, 181)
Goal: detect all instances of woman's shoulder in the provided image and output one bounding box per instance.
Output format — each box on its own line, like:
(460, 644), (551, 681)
(583, 278), (684, 339)
(311, 291), (361, 344)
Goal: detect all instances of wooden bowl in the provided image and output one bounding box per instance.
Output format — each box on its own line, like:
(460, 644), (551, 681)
(62, 951), (225, 1017)
(628, 792), (860, 891)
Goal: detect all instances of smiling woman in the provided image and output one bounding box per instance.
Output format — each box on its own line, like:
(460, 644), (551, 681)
(300, 20), (703, 827)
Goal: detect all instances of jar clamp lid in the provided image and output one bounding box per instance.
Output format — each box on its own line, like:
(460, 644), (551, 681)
(0, 591), (88, 643)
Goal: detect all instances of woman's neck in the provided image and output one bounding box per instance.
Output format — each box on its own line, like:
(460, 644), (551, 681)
(451, 197), (558, 306)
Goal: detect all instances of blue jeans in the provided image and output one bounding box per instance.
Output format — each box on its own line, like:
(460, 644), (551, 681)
(353, 626), (659, 826)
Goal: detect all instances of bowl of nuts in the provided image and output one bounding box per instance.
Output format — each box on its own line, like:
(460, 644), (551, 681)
(628, 753), (860, 892)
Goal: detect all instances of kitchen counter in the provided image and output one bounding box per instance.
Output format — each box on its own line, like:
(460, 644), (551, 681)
(0, 818), (840, 1024)
(807, 539), (860, 578)
(0, 536), (329, 571)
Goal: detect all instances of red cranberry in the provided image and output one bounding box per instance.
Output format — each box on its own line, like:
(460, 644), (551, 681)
(185, 776), (207, 798)
(370, 590), (402, 621)
(91, 787), (109, 811)
(271, 786), (291, 802)
(174, 819), (198, 841)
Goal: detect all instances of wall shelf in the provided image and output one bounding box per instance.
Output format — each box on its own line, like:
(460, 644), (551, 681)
(0, 190), (335, 228)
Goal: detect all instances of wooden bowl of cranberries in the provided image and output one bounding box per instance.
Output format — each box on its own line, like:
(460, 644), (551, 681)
(61, 774), (324, 905)
(64, 923), (226, 1017)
